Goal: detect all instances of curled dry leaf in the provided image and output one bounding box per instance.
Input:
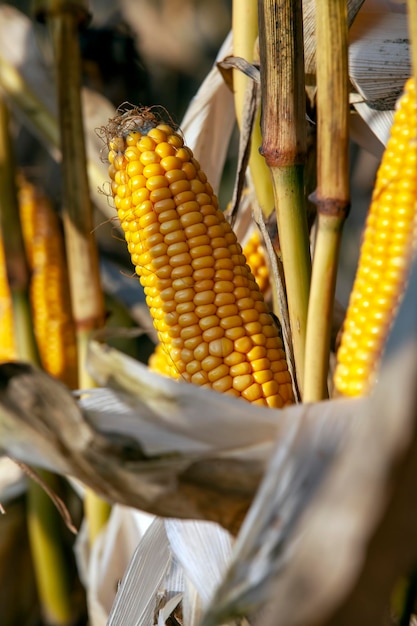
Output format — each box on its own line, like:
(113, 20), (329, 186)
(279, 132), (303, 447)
(0, 336), (356, 539)
(203, 259), (417, 626)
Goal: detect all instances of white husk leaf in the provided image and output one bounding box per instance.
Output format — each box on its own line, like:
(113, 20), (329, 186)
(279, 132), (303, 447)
(74, 505), (156, 626)
(101, 518), (233, 626)
(0, 457), (26, 503)
(349, 10), (409, 103)
(107, 517), (171, 626)
(348, 4), (409, 150)
(164, 520), (233, 607)
(180, 31), (235, 193)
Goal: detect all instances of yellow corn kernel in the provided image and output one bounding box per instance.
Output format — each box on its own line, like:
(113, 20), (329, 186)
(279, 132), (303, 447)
(0, 231), (17, 362)
(105, 107), (294, 408)
(243, 229), (270, 294)
(334, 77), (417, 397)
(148, 341), (173, 377)
(18, 178), (78, 388)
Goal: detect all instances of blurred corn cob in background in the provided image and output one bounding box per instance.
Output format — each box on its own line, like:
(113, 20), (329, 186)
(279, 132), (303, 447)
(242, 228), (270, 296)
(334, 77), (417, 397)
(17, 176), (78, 389)
(105, 108), (294, 408)
(0, 230), (17, 362)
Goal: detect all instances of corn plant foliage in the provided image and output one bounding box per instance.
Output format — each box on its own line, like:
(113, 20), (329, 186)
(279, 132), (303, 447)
(100, 515), (232, 626)
(0, 2), (415, 625)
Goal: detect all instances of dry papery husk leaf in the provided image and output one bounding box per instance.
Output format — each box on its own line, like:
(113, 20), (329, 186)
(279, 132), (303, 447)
(348, 2), (410, 155)
(303, 0), (408, 157)
(0, 350), (359, 625)
(303, 0), (366, 79)
(180, 30), (235, 194)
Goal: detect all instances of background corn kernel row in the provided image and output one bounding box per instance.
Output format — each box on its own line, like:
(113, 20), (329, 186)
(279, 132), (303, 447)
(0, 178), (78, 388)
(0, 232), (17, 362)
(242, 229), (270, 295)
(334, 78), (417, 397)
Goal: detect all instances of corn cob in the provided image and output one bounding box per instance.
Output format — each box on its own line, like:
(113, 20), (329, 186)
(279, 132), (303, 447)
(18, 178), (78, 389)
(334, 77), (417, 397)
(0, 230), (17, 362)
(105, 108), (294, 408)
(149, 227), (270, 378)
(243, 229), (270, 295)
(149, 227), (271, 377)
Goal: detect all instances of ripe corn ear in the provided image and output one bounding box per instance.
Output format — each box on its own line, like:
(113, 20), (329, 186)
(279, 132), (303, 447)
(334, 77), (417, 397)
(18, 178), (78, 388)
(243, 229), (270, 295)
(105, 108), (294, 408)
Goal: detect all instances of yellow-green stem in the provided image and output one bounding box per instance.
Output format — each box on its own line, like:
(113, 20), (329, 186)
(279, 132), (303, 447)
(232, 0), (258, 129)
(232, 0), (275, 217)
(250, 116), (275, 218)
(11, 290), (40, 364)
(27, 474), (73, 626)
(271, 165), (311, 394)
(257, 0), (311, 395)
(304, 217), (344, 401)
(84, 491), (111, 545)
(45, 1), (109, 540)
(77, 328), (111, 541)
(303, 0), (349, 402)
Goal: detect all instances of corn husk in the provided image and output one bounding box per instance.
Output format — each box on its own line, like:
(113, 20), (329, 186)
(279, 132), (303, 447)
(348, 5), (409, 152)
(101, 515), (233, 626)
(180, 31), (235, 194)
(75, 506), (162, 626)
